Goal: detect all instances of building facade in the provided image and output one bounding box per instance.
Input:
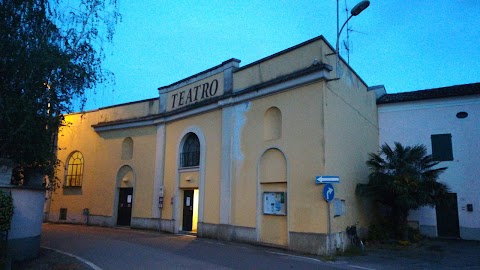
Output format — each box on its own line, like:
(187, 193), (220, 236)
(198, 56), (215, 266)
(377, 83), (480, 240)
(47, 36), (379, 254)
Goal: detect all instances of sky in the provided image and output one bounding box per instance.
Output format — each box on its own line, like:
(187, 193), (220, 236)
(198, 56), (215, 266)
(81, 0), (480, 111)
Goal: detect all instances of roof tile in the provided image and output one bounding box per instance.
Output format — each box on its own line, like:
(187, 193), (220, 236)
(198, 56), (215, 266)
(377, 82), (480, 104)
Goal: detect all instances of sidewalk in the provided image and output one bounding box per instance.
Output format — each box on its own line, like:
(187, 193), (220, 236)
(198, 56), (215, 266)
(337, 238), (480, 269)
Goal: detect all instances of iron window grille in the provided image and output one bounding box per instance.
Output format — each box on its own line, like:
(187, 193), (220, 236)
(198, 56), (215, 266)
(180, 151), (200, 168)
(65, 151), (84, 187)
(180, 133), (200, 168)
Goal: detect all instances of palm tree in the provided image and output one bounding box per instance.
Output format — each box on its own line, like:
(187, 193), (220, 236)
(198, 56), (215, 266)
(357, 142), (449, 240)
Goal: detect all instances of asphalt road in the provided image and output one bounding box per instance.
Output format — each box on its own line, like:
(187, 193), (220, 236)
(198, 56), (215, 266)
(41, 224), (344, 270)
(41, 224), (480, 270)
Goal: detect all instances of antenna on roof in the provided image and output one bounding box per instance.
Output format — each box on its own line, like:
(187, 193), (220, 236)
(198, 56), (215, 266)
(343, 0), (351, 63)
(342, 0), (368, 64)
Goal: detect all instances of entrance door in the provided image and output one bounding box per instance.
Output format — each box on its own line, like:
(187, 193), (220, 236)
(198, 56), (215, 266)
(117, 188), (133, 226)
(182, 190), (194, 231)
(436, 193), (460, 238)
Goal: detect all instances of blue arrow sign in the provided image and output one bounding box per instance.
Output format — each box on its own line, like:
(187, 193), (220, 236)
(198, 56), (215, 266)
(315, 176), (340, 184)
(323, 183), (335, 202)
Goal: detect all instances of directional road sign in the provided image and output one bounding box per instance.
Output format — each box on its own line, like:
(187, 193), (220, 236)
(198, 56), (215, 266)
(323, 183), (335, 202)
(315, 176), (340, 184)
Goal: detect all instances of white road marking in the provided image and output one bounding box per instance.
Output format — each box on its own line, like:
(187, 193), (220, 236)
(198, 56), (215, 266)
(266, 251), (324, 263)
(176, 234), (197, 238)
(42, 246), (103, 270)
(186, 235), (377, 269)
(348, 265), (376, 270)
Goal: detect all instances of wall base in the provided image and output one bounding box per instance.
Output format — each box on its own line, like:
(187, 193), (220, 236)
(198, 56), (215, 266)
(198, 223), (257, 244)
(460, 227), (480, 241)
(131, 217), (160, 230)
(289, 231), (328, 255)
(420, 225), (480, 241)
(85, 215), (115, 227)
(44, 215), (353, 255)
(159, 219), (175, 233)
(198, 223), (338, 255)
(419, 225), (437, 238)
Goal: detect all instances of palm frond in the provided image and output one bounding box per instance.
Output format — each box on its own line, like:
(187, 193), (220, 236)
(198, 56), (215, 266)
(363, 142), (449, 212)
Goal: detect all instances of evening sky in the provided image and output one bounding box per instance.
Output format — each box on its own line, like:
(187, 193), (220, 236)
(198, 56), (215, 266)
(81, 1), (480, 110)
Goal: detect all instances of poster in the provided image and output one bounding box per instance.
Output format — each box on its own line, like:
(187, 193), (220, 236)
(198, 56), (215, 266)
(263, 192), (287, 215)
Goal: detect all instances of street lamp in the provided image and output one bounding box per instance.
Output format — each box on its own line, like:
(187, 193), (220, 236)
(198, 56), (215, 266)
(335, 0), (370, 70)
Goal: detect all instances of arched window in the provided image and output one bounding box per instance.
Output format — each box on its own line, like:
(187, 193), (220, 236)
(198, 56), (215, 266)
(264, 107), (282, 140)
(122, 137), (134, 160)
(65, 151), (84, 187)
(180, 133), (200, 168)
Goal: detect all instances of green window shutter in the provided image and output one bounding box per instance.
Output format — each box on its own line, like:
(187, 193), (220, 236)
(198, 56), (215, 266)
(431, 134), (453, 161)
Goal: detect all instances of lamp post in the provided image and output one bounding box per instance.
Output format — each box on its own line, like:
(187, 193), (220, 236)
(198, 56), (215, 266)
(335, 0), (370, 71)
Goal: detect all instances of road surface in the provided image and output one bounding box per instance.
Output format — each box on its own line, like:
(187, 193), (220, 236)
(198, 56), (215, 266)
(41, 224), (344, 270)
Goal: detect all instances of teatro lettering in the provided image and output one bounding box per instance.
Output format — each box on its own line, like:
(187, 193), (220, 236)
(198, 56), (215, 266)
(170, 79), (219, 109)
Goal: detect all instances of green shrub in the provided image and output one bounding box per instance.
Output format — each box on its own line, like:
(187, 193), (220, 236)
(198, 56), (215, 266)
(398, 240), (411, 246)
(367, 223), (390, 242)
(407, 226), (423, 243)
(0, 190), (14, 232)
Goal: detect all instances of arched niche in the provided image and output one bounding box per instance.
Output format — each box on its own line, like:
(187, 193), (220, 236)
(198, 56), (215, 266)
(121, 137), (134, 160)
(116, 165), (135, 188)
(264, 107), (282, 141)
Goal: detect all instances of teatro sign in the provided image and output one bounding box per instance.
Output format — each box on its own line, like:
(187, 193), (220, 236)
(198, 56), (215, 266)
(166, 74), (224, 112)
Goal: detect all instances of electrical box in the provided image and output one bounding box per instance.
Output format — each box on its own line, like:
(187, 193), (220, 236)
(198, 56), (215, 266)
(158, 186), (165, 208)
(334, 198), (346, 217)
(158, 197), (164, 208)
(467, 204), (473, 212)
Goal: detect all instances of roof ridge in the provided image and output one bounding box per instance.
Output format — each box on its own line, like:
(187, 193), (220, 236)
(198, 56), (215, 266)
(378, 82), (480, 104)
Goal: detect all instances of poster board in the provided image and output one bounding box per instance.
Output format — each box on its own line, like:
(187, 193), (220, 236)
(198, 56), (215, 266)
(263, 192), (287, 215)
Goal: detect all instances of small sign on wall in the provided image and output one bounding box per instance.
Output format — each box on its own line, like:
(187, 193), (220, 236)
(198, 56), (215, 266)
(333, 198), (346, 217)
(263, 192), (287, 215)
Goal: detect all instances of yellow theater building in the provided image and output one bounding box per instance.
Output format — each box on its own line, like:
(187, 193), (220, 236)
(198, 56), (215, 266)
(47, 36), (379, 255)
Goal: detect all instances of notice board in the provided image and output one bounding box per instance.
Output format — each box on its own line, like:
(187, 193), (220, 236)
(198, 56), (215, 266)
(263, 192), (287, 215)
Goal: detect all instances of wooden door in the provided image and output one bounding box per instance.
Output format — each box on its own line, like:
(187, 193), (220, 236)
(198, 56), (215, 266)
(182, 190), (194, 231)
(117, 188), (133, 226)
(436, 193), (460, 238)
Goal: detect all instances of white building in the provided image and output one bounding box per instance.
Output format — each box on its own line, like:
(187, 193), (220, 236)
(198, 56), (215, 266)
(376, 83), (480, 240)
